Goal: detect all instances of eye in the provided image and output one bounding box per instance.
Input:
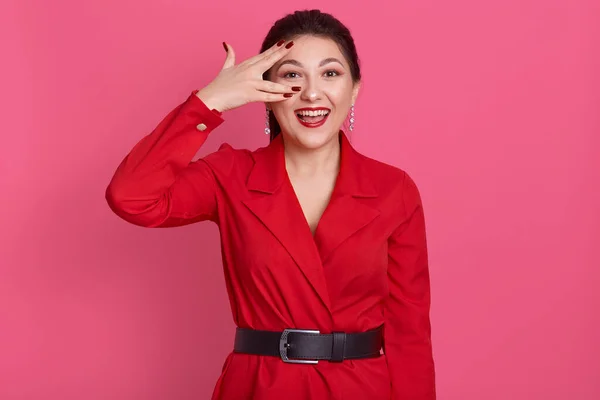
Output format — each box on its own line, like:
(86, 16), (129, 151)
(324, 70), (339, 77)
(283, 72), (299, 79)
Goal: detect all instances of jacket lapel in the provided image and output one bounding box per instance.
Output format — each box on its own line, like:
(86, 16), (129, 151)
(314, 132), (380, 264)
(241, 132), (380, 314)
(242, 135), (332, 313)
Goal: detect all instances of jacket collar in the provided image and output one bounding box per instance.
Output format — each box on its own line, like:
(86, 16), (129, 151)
(246, 131), (378, 199)
(242, 130), (380, 318)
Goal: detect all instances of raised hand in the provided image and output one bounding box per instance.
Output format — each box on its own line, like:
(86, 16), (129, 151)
(195, 40), (300, 112)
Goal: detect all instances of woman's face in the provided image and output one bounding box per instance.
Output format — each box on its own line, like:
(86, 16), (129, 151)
(267, 35), (360, 150)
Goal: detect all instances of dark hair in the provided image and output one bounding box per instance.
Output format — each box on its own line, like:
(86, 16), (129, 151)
(260, 9), (361, 141)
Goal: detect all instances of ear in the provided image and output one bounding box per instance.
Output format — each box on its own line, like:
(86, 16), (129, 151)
(351, 81), (361, 104)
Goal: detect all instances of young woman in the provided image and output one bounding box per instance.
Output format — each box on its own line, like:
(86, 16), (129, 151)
(106, 9), (436, 400)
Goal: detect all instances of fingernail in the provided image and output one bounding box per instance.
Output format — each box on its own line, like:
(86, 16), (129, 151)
(223, 42), (228, 52)
(276, 39), (285, 47)
(292, 86), (301, 92)
(283, 93), (294, 98)
(285, 41), (294, 49)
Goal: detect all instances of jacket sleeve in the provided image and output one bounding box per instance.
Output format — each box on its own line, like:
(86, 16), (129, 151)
(384, 171), (436, 399)
(105, 91), (226, 227)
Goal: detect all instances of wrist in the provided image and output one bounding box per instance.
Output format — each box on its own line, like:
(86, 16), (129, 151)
(195, 89), (224, 113)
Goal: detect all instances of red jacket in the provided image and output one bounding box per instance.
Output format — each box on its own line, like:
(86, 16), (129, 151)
(106, 92), (436, 399)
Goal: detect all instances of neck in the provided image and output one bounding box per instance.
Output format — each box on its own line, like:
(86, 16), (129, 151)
(283, 132), (341, 178)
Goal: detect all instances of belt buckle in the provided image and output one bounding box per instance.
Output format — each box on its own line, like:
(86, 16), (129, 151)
(279, 328), (320, 364)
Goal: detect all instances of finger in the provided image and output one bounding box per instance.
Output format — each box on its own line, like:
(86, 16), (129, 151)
(256, 81), (301, 94)
(242, 39), (288, 67)
(257, 91), (296, 103)
(254, 41), (294, 71)
(221, 42), (235, 70)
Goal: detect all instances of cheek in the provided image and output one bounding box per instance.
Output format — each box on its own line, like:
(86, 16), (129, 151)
(270, 105), (295, 128)
(326, 84), (354, 108)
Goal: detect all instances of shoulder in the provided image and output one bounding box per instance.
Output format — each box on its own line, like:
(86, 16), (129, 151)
(358, 152), (424, 214)
(199, 142), (253, 175)
(360, 153), (406, 182)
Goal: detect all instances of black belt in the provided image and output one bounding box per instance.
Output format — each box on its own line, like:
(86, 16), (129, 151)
(233, 325), (384, 364)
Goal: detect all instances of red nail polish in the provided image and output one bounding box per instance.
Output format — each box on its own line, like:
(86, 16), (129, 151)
(284, 93), (294, 98)
(276, 40), (285, 47)
(292, 86), (301, 92)
(223, 42), (228, 52)
(285, 41), (294, 49)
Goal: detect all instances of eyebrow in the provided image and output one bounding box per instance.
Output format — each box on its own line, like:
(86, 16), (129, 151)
(276, 57), (345, 71)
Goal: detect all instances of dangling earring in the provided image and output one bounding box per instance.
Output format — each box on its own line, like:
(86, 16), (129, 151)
(265, 108), (271, 135)
(349, 104), (355, 131)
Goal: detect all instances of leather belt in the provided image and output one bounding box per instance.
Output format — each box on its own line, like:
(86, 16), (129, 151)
(233, 325), (384, 364)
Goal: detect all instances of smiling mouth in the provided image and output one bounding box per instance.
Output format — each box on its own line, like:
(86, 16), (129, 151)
(295, 109), (331, 128)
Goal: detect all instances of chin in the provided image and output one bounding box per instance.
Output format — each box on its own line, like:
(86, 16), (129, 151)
(289, 128), (338, 150)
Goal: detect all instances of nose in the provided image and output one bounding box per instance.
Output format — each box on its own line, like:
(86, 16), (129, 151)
(299, 78), (322, 102)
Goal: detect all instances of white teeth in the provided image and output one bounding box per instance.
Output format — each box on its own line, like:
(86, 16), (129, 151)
(296, 110), (330, 117)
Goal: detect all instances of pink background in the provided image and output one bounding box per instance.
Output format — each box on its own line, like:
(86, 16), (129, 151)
(1, 0), (599, 399)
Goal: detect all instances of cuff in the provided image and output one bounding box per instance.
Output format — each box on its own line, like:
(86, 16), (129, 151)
(184, 90), (225, 132)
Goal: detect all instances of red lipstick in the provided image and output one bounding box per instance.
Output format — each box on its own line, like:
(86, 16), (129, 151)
(294, 107), (331, 128)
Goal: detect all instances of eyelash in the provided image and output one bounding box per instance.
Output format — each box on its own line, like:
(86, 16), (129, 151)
(283, 70), (340, 79)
